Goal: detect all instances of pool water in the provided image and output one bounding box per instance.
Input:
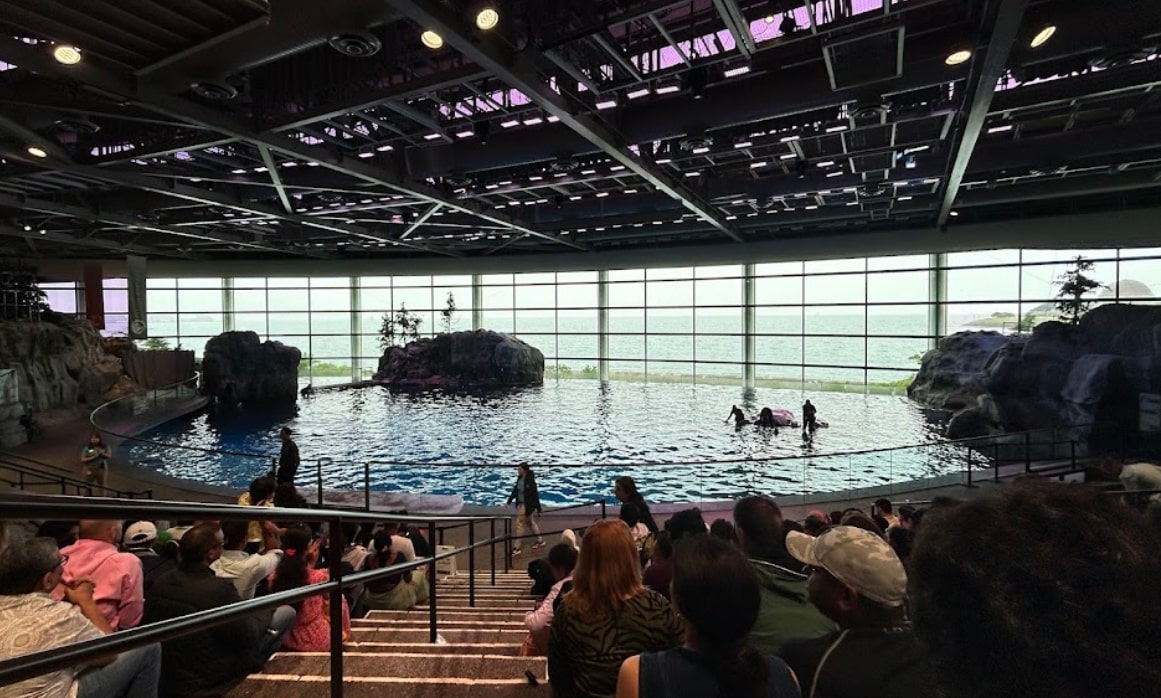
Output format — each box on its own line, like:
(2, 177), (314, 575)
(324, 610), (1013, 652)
(126, 381), (955, 505)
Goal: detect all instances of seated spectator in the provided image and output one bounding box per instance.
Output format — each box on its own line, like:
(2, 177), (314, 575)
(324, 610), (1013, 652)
(733, 496), (834, 655)
(908, 482), (1161, 698)
(340, 523), (371, 614)
(56, 520), (144, 630)
(872, 499), (899, 529)
(0, 537), (161, 698)
(361, 531), (417, 612)
(780, 526), (934, 698)
(239, 476), (277, 552)
(36, 520), (79, 550)
(641, 531), (674, 601)
(269, 527), (351, 649)
(896, 505), (918, 530)
(121, 521), (175, 594)
(620, 503), (650, 543)
(708, 518), (739, 545)
(212, 519), (283, 600)
(549, 519), (683, 698)
(1112, 461), (1161, 502)
(144, 523), (294, 697)
(379, 521), (428, 604)
(666, 508), (707, 541)
(522, 543), (579, 657)
(839, 510), (885, 538)
(887, 526), (913, 564)
(827, 511), (843, 528)
(803, 513), (829, 537)
(615, 477), (659, 535)
(617, 536), (799, 698)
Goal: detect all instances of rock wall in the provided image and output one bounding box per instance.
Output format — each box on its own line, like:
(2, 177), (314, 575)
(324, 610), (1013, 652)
(201, 331), (301, 405)
(0, 319), (131, 447)
(374, 330), (544, 390)
(909, 304), (1161, 444)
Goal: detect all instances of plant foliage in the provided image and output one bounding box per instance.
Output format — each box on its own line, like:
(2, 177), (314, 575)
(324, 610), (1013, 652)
(439, 292), (457, 334)
(1054, 256), (1104, 325)
(379, 304), (423, 350)
(0, 263), (50, 321)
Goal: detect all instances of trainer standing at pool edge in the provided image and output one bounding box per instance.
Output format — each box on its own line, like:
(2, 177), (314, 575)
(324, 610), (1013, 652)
(506, 463), (545, 556)
(275, 426), (300, 485)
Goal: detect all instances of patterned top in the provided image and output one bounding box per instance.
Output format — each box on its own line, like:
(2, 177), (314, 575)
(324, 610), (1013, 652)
(549, 589), (683, 698)
(280, 568), (351, 652)
(0, 593), (104, 698)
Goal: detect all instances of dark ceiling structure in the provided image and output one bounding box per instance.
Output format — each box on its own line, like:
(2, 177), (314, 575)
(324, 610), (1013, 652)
(0, 0), (1158, 260)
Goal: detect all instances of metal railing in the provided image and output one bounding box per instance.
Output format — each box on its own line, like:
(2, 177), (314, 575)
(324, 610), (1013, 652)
(0, 494), (510, 698)
(0, 452), (152, 499)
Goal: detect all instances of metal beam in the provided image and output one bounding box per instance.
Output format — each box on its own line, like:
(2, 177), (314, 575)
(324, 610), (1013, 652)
(0, 35), (584, 253)
(0, 223), (182, 257)
(400, 204), (441, 239)
(386, 0), (743, 243)
(258, 145), (294, 215)
(711, 0), (755, 58)
(647, 13), (691, 67)
(937, 0), (1029, 225)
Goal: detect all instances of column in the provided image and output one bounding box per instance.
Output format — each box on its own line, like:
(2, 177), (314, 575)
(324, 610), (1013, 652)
(221, 278), (235, 332)
(350, 277), (361, 382)
(471, 274), (483, 330)
(598, 270), (610, 382)
(929, 252), (948, 346)
(743, 263), (756, 390)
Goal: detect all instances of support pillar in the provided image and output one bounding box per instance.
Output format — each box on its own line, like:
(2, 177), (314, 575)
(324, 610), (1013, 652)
(471, 274), (483, 330)
(929, 253), (948, 346)
(350, 277), (361, 382)
(598, 270), (610, 382)
(221, 278), (234, 332)
(743, 263), (757, 390)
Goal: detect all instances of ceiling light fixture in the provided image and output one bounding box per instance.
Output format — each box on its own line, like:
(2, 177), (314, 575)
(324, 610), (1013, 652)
(723, 63), (751, 78)
(816, 160), (835, 167)
(455, 129), (474, 138)
(656, 82), (681, 95)
(825, 125), (847, 133)
(500, 119), (520, 128)
(692, 146), (710, 154)
(950, 210), (960, 217)
(987, 124), (1014, 134)
(522, 115), (544, 125)
(734, 139), (753, 149)
(423, 132), (443, 140)
(26, 145), (47, 158)
(52, 45), (82, 65)
(945, 49), (972, 65)
(547, 115), (560, 123)
(627, 87), (651, 99)
(655, 157), (673, 164)
(475, 6), (500, 30)
(596, 98), (618, 110)
(421, 30), (444, 49)
(1030, 25), (1056, 48)
(357, 151), (374, 158)
(750, 161), (769, 169)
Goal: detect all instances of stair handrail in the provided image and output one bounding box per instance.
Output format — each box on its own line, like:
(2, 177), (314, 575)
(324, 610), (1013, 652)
(0, 452), (152, 498)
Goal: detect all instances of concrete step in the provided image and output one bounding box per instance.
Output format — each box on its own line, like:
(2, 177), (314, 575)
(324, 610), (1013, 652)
(345, 642), (522, 656)
(352, 618), (525, 630)
(364, 610), (527, 623)
(420, 599), (529, 609)
(350, 628), (527, 644)
(227, 677), (549, 698)
(261, 653), (545, 680)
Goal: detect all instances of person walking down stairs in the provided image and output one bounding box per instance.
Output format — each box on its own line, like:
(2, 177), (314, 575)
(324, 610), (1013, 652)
(507, 463), (545, 556)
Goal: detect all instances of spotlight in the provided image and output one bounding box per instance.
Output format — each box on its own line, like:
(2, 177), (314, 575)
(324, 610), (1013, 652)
(1030, 25), (1056, 48)
(475, 6), (499, 31)
(26, 146), (48, 158)
(52, 45), (82, 65)
(778, 13), (798, 36)
(945, 49), (972, 65)
(421, 30), (443, 49)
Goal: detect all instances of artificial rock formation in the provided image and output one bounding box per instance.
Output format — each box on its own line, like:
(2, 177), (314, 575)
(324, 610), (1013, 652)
(909, 304), (1161, 442)
(201, 331), (301, 405)
(0, 318), (131, 447)
(374, 330), (544, 390)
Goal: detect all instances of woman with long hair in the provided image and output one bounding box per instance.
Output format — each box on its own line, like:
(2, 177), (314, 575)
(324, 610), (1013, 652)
(616, 536), (800, 698)
(268, 526), (351, 651)
(79, 432), (112, 492)
(361, 531), (417, 611)
(549, 519), (682, 697)
(614, 476), (659, 535)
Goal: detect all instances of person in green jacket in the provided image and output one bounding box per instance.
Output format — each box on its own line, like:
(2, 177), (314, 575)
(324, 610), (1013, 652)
(733, 496), (835, 655)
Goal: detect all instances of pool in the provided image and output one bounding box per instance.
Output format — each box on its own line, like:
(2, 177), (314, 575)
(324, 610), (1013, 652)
(125, 381), (957, 505)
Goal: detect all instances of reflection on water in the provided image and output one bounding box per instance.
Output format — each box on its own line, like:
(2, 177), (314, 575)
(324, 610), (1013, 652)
(127, 380), (956, 505)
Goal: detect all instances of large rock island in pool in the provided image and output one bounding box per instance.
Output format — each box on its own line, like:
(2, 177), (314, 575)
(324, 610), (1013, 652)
(375, 329), (544, 390)
(202, 331), (301, 405)
(908, 304), (1161, 446)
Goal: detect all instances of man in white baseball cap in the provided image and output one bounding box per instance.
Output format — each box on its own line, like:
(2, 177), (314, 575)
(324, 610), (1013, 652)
(778, 525), (935, 698)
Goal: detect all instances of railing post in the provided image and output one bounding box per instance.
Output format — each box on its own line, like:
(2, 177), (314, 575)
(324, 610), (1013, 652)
(468, 519), (476, 608)
(328, 516), (344, 698)
(364, 463), (371, 512)
(1070, 440), (1077, 470)
(427, 520), (437, 644)
(600, 498), (606, 520)
(1024, 431), (1032, 473)
(316, 461), (323, 507)
(438, 527), (445, 548)
(503, 518), (511, 574)
(993, 443), (1000, 483)
(966, 448), (973, 487)
(489, 519), (496, 587)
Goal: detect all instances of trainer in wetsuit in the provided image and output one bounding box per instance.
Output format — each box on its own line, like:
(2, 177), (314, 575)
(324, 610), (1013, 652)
(802, 400), (818, 434)
(726, 405), (748, 426)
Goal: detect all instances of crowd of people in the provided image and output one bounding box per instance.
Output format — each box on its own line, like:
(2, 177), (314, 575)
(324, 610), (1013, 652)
(5, 458), (1161, 698)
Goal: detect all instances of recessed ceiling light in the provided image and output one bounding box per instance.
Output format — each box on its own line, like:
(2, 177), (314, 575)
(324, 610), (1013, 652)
(945, 49), (972, 65)
(476, 7), (500, 31)
(421, 30), (443, 49)
(52, 45), (82, 65)
(26, 146), (47, 158)
(1030, 25), (1056, 48)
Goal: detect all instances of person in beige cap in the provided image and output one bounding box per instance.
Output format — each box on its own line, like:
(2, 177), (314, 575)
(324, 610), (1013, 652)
(778, 525), (935, 698)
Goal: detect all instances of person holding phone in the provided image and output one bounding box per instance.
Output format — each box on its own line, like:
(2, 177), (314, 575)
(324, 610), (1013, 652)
(79, 433), (112, 492)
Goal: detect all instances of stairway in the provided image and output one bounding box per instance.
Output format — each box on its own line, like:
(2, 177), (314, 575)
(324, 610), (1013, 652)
(227, 572), (549, 698)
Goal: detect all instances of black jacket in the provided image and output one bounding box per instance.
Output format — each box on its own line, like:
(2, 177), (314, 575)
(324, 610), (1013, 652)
(144, 563), (270, 697)
(779, 624), (936, 698)
(507, 469), (542, 514)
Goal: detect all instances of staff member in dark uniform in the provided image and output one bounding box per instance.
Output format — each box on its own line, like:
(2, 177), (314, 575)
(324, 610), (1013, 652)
(506, 463), (545, 556)
(275, 427), (300, 485)
(802, 400), (818, 436)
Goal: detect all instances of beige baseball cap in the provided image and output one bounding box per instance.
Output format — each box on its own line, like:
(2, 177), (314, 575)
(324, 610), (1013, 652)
(785, 525), (908, 606)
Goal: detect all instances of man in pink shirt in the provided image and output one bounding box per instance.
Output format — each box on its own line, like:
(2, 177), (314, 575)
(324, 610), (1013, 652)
(55, 520), (144, 630)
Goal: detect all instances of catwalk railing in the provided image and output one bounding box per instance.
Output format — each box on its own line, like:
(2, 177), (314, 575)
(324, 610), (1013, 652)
(0, 452), (152, 499)
(0, 495), (510, 698)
